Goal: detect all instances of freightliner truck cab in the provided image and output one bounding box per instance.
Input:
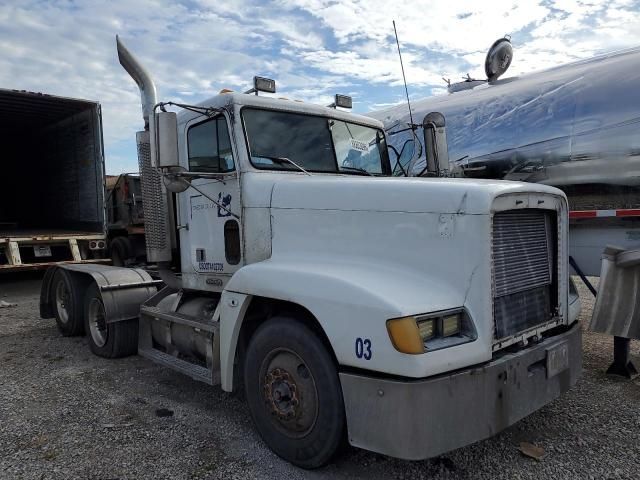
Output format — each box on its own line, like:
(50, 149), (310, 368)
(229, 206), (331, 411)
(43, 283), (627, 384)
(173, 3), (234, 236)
(40, 36), (581, 468)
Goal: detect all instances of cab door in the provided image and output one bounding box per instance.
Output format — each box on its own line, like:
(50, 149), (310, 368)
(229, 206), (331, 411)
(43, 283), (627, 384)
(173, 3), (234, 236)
(178, 113), (242, 283)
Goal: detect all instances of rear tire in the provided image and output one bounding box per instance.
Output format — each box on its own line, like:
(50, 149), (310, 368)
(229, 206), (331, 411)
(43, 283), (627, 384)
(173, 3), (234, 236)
(51, 269), (86, 336)
(84, 284), (138, 358)
(244, 316), (345, 469)
(110, 236), (133, 267)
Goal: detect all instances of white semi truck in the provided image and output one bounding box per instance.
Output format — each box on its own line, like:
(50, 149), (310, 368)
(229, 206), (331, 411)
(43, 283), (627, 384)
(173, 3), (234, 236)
(40, 37), (581, 468)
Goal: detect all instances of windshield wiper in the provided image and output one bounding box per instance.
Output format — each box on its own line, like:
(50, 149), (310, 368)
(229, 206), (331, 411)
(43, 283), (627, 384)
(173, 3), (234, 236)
(339, 166), (374, 176)
(261, 156), (312, 176)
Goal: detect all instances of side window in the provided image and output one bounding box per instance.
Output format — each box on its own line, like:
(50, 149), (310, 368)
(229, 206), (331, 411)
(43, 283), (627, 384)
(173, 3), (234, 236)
(187, 116), (235, 173)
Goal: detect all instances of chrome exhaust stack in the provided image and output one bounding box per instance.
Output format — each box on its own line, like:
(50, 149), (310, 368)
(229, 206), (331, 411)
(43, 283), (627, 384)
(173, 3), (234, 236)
(116, 36), (174, 265)
(116, 35), (157, 130)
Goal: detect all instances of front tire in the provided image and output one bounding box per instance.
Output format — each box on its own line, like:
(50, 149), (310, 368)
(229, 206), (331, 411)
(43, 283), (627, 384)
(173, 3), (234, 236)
(244, 316), (345, 469)
(51, 269), (86, 336)
(84, 284), (138, 358)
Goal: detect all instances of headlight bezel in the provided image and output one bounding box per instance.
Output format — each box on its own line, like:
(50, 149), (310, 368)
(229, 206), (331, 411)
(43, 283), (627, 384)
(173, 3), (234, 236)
(387, 308), (477, 355)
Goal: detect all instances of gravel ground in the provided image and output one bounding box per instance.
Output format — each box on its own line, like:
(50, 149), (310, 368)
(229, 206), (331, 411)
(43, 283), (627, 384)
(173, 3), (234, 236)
(1, 273), (639, 480)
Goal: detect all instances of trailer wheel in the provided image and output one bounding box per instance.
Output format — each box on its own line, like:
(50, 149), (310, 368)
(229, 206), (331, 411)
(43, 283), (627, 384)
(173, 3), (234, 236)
(244, 316), (345, 469)
(84, 284), (138, 358)
(51, 269), (86, 336)
(110, 236), (133, 267)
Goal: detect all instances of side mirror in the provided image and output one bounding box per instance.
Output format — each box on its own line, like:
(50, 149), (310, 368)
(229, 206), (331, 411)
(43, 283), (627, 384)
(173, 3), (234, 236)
(423, 112), (450, 176)
(151, 111), (179, 168)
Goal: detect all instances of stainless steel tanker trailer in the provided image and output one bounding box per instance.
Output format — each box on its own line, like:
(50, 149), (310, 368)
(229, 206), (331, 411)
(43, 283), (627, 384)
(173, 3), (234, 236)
(370, 41), (640, 375)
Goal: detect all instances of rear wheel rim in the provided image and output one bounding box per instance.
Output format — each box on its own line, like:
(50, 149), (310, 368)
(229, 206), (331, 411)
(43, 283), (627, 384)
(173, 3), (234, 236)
(260, 348), (318, 439)
(55, 280), (70, 324)
(88, 297), (108, 347)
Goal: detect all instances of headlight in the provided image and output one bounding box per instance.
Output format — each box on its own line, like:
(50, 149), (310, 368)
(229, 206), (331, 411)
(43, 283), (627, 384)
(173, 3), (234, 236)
(417, 317), (436, 341)
(387, 309), (476, 354)
(441, 313), (461, 337)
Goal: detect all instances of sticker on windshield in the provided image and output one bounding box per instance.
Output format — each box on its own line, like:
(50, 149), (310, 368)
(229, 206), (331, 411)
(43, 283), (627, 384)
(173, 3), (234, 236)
(350, 139), (369, 153)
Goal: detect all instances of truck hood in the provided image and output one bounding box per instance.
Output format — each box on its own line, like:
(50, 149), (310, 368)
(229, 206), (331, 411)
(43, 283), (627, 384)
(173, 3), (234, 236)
(269, 175), (565, 214)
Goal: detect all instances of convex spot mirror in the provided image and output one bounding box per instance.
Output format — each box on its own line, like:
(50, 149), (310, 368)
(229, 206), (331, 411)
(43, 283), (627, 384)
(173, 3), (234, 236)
(163, 166), (189, 193)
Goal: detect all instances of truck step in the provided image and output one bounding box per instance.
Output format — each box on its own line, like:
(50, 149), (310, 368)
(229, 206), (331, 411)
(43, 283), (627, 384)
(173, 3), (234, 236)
(140, 305), (218, 333)
(139, 347), (220, 385)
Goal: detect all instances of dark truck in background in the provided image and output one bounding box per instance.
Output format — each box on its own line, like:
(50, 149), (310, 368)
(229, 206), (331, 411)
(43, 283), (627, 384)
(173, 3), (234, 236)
(105, 173), (146, 266)
(0, 89), (108, 272)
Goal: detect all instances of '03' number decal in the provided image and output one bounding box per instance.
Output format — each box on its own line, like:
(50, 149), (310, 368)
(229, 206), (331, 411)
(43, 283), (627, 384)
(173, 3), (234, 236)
(355, 338), (372, 360)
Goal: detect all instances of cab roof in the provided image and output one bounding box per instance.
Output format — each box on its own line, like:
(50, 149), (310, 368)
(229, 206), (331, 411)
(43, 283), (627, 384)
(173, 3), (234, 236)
(176, 91), (384, 129)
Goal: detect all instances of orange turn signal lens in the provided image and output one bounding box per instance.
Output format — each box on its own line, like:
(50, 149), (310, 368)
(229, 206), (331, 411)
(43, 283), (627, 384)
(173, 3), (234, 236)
(386, 316), (425, 354)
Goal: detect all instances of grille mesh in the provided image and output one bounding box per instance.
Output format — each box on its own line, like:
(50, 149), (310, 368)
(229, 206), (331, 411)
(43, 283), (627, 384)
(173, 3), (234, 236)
(136, 131), (171, 261)
(492, 209), (554, 339)
(494, 287), (551, 340)
(493, 210), (551, 297)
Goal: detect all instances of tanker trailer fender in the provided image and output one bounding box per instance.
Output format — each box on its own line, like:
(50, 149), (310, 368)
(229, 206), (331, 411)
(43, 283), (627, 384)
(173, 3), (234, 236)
(40, 263), (162, 325)
(217, 259), (470, 392)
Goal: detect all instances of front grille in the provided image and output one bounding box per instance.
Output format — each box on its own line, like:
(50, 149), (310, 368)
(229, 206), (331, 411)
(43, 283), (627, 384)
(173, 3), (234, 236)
(492, 209), (556, 340)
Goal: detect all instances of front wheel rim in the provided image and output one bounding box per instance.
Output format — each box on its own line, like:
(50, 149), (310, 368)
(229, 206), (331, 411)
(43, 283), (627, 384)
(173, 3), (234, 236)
(88, 297), (108, 347)
(260, 348), (318, 439)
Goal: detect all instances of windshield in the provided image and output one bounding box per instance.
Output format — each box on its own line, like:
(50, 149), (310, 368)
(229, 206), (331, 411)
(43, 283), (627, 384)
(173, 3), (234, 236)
(242, 108), (390, 175)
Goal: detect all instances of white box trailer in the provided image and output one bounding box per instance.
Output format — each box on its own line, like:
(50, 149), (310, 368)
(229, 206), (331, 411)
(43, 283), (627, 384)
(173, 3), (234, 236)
(0, 89), (108, 272)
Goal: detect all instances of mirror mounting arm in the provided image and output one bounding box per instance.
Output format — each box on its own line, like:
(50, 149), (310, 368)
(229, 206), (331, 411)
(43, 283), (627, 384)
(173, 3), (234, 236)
(168, 170), (229, 184)
(163, 169), (239, 219)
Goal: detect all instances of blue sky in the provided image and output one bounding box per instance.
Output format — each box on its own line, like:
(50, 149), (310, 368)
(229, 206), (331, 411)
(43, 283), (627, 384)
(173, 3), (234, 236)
(1, 0), (639, 173)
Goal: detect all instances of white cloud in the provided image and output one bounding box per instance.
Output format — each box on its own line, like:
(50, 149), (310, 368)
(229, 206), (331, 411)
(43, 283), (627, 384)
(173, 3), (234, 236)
(296, 47), (444, 87)
(290, 0), (640, 83)
(0, 0), (639, 173)
(288, 0), (551, 52)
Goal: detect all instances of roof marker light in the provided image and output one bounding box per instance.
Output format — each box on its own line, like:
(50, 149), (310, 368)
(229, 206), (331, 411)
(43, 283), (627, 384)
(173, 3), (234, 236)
(245, 76), (276, 95)
(328, 94), (352, 109)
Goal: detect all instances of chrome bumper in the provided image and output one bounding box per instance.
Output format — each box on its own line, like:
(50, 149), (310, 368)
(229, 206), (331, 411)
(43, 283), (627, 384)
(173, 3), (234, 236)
(339, 322), (582, 460)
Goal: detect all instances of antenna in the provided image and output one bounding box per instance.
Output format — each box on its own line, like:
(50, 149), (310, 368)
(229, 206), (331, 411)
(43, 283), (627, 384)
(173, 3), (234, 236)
(392, 20), (415, 128)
